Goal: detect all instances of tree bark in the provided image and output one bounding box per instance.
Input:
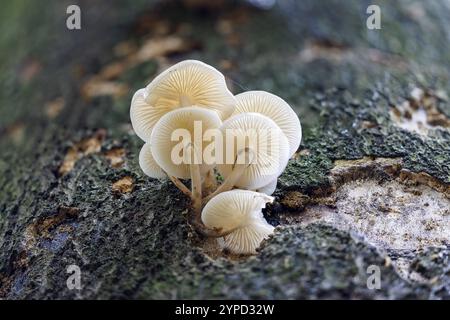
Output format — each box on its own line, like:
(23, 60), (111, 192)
(0, 0), (449, 299)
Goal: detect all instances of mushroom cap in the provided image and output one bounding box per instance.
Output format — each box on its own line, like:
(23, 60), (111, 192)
(201, 190), (275, 254)
(130, 88), (152, 142)
(254, 178), (277, 195)
(217, 222), (274, 255)
(217, 113), (290, 189)
(139, 142), (166, 179)
(233, 91), (302, 157)
(150, 106), (222, 179)
(130, 60), (236, 142)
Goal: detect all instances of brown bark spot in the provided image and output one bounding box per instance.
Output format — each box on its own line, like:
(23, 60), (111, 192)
(81, 80), (129, 99)
(280, 191), (310, 210)
(390, 88), (450, 135)
(104, 148), (126, 168)
(58, 129), (106, 176)
(112, 176), (134, 194)
(45, 97), (65, 119)
(2, 122), (25, 144)
(24, 206), (80, 250)
(19, 58), (42, 83)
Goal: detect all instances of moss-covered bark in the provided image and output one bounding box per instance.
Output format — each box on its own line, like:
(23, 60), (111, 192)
(0, 0), (449, 299)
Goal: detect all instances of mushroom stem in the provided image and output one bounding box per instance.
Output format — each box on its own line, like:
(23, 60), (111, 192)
(168, 175), (192, 198)
(202, 148), (254, 204)
(190, 164), (202, 215)
(189, 215), (237, 238)
(202, 168), (217, 196)
(187, 143), (202, 217)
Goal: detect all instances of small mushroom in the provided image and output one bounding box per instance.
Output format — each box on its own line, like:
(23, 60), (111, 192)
(130, 60), (236, 142)
(150, 106), (222, 179)
(254, 178), (277, 195)
(233, 91), (302, 157)
(138, 143), (166, 179)
(216, 113), (290, 190)
(201, 190), (275, 254)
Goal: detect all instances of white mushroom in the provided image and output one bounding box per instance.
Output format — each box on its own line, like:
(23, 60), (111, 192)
(254, 178), (277, 195)
(150, 106), (222, 179)
(216, 113), (290, 190)
(129, 88), (152, 142)
(201, 190), (275, 254)
(138, 142), (166, 179)
(233, 91), (302, 157)
(130, 60), (236, 142)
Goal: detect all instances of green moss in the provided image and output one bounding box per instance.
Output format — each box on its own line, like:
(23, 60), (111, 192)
(134, 224), (429, 299)
(119, 60), (159, 91)
(279, 86), (450, 193)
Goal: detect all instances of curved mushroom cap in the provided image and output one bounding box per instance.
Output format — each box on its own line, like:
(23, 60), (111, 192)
(233, 91), (301, 157)
(130, 60), (235, 142)
(254, 178), (277, 195)
(130, 88), (152, 142)
(217, 113), (290, 189)
(139, 143), (166, 179)
(150, 106), (222, 179)
(201, 190), (275, 254)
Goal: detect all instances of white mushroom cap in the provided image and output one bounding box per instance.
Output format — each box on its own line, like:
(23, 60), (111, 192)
(130, 60), (236, 142)
(150, 106), (222, 179)
(254, 178), (277, 195)
(201, 190), (275, 254)
(138, 142), (166, 179)
(130, 88), (152, 142)
(217, 113), (290, 190)
(233, 91), (302, 157)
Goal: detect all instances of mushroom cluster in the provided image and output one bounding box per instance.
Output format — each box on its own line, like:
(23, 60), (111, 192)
(130, 60), (301, 254)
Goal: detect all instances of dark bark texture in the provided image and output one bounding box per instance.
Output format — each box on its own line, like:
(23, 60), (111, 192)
(0, 0), (449, 299)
